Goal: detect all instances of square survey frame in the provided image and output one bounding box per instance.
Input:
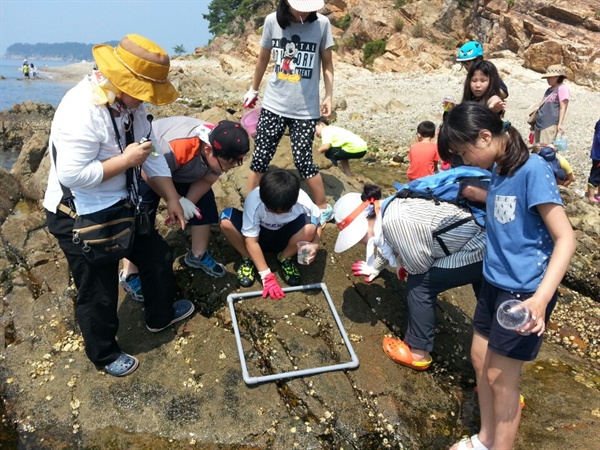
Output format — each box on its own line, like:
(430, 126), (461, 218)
(227, 282), (360, 385)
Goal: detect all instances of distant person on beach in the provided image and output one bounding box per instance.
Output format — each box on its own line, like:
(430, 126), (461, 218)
(242, 0), (335, 226)
(461, 60), (506, 116)
(22, 63), (30, 79)
(119, 117), (250, 302)
(314, 117), (367, 177)
(30, 63), (38, 78)
(587, 116), (600, 203)
(438, 102), (575, 450)
(43, 34), (194, 377)
(406, 120), (439, 181)
(532, 64), (570, 145)
(456, 40), (508, 99)
(220, 170), (322, 297)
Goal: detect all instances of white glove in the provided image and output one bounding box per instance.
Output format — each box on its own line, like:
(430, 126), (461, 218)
(243, 87), (259, 108)
(352, 261), (381, 283)
(179, 197), (201, 221)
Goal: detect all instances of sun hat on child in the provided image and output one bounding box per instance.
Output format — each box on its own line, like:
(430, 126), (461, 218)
(333, 193), (370, 253)
(541, 64), (567, 79)
(288, 0), (325, 12)
(92, 34), (178, 106)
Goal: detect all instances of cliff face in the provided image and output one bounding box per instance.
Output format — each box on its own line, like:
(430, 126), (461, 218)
(202, 0), (600, 89)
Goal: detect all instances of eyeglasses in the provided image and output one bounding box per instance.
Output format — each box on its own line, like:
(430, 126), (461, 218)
(214, 154), (246, 173)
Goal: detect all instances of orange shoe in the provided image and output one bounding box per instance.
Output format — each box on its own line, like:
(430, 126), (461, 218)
(382, 337), (432, 371)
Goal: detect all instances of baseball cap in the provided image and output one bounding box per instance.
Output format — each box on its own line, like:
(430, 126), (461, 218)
(333, 193), (371, 253)
(209, 120), (250, 160)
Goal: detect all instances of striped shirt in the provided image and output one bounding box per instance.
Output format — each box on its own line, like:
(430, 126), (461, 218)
(373, 197), (486, 274)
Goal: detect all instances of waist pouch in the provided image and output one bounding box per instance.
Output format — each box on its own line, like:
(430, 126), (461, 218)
(72, 200), (135, 265)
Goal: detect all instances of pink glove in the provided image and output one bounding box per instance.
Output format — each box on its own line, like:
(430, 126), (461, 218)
(261, 272), (285, 300)
(243, 87), (259, 108)
(351, 261), (380, 283)
(397, 267), (408, 282)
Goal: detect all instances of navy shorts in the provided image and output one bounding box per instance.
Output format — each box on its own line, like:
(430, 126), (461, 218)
(139, 180), (219, 226)
(220, 207), (313, 253)
(325, 147), (367, 161)
(588, 159), (600, 188)
(473, 279), (557, 361)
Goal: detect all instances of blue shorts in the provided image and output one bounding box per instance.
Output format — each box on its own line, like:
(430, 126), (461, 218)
(473, 279), (557, 361)
(588, 159), (600, 188)
(220, 207), (314, 254)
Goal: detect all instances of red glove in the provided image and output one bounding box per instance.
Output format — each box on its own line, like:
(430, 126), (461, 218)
(243, 88), (259, 109)
(261, 272), (285, 300)
(351, 261), (380, 283)
(397, 267), (408, 282)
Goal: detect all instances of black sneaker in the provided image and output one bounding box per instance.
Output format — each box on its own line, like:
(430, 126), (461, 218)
(237, 258), (256, 287)
(278, 256), (301, 286)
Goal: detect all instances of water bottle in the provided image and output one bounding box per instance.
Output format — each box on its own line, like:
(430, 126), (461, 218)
(496, 300), (531, 333)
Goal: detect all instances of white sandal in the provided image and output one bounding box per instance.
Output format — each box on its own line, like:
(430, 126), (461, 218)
(455, 434), (489, 450)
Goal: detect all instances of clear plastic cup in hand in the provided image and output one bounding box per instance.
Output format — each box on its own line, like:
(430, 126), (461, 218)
(496, 299), (531, 332)
(296, 241), (316, 265)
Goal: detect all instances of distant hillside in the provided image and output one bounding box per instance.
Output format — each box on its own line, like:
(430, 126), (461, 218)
(3, 41), (119, 61)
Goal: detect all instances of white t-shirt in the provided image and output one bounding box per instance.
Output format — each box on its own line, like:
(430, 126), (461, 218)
(242, 187), (321, 238)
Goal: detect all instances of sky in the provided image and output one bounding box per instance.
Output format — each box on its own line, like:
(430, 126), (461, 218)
(0, 0), (214, 57)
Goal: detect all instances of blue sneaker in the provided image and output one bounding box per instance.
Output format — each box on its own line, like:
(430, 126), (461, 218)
(146, 300), (195, 333)
(319, 204), (334, 226)
(184, 250), (226, 278)
(119, 272), (144, 302)
(102, 352), (139, 377)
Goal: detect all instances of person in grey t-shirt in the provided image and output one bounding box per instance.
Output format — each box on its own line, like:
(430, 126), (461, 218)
(242, 0), (335, 226)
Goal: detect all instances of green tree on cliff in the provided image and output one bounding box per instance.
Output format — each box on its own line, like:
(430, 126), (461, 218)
(203, 0), (272, 36)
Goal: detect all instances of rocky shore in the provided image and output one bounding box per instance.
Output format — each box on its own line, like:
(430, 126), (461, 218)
(1, 54), (599, 449)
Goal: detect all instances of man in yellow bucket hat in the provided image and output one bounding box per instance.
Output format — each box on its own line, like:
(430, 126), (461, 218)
(43, 34), (194, 377)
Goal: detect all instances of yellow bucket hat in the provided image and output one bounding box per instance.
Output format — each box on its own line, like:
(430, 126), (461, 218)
(92, 34), (179, 106)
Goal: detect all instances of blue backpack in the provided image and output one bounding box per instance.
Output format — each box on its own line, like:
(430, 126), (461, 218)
(383, 167), (492, 255)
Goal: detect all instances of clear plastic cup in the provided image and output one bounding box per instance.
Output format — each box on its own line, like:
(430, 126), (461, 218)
(496, 299), (531, 331)
(296, 241), (316, 265)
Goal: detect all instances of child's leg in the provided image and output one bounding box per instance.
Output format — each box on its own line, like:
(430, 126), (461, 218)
(279, 222), (318, 260)
(338, 159), (352, 177)
(486, 352), (524, 449)
(470, 332), (495, 449)
(189, 225), (211, 256)
(288, 118), (328, 208)
(304, 173), (327, 208)
(219, 208), (249, 258)
(247, 110), (287, 195)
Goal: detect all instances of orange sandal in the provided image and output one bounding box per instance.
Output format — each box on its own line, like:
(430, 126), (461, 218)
(382, 337), (432, 371)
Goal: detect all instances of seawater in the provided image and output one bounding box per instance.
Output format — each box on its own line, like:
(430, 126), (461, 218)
(0, 58), (77, 111)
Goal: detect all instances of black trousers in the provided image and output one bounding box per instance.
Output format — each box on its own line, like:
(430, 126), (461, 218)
(46, 207), (177, 367)
(405, 262), (483, 352)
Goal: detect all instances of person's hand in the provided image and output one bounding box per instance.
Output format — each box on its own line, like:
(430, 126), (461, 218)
(520, 295), (548, 336)
(243, 87), (259, 108)
(488, 96), (506, 113)
(178, 197), (202, 221)
(165, 197), (186, 230)
(352, 261), (380, 283)
(123, 140), (153, 167)
(320, 95), (332, 118)
(261, 272), (285, 300)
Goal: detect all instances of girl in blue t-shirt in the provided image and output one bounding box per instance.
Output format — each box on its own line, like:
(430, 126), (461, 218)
(438, 102), (576, 450)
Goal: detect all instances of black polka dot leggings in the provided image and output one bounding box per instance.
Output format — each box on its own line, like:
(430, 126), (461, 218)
(249, 108), (319, 179)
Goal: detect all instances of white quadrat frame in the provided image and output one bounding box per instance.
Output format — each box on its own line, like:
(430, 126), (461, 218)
(227, 282), (360, 385)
